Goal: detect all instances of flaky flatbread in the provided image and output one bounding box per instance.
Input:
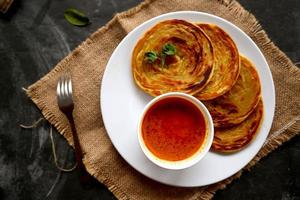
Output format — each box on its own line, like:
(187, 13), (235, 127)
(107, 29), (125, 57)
(203, 56), (261, 127)
(195, 24), (240, 100)
(212, 100), (263, 153)
(132, 19), (214, 96)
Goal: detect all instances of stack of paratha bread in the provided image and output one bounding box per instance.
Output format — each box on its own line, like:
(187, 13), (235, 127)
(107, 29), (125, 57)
(132, 20), (263, 153)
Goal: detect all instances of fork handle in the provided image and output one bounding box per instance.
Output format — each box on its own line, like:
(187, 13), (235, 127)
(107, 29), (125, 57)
(66, 113), (94, 188)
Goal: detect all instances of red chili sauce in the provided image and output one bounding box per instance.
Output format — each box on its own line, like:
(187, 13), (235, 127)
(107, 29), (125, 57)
(142, 97), (206, 161)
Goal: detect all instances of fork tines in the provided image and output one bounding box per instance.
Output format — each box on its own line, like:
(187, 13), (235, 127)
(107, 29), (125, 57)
(57, 73), (73, 108)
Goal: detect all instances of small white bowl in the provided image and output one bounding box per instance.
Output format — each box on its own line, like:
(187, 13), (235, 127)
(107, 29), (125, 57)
(138, 92), (214, 170)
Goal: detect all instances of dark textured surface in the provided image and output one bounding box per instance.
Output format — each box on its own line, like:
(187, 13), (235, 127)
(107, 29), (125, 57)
(0, 0), (299, 199)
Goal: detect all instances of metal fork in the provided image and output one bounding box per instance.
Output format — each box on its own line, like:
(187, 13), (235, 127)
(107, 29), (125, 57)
(56, 73), (94, 187)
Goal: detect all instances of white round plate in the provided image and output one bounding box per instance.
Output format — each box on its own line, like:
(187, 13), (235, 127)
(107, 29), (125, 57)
(101, 11), (275, 187)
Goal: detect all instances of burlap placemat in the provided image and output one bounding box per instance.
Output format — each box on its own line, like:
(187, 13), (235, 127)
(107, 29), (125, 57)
(26, 0), (300, 199)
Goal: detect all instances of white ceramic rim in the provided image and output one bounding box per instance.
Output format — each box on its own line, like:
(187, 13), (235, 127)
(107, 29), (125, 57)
(100, 11), (275, 187)
(137, 92), (214, 170)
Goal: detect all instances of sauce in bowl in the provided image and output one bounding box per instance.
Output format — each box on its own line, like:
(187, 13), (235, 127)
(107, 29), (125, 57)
(142, 97), (206, 161)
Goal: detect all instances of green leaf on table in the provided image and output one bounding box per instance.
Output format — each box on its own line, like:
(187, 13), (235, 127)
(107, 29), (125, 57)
(64, 8), (90, 27)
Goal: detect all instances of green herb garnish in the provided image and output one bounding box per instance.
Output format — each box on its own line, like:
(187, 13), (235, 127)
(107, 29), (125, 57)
(144, 51), (158, 63)
(64, 8), (90, 27)
(161, 43), (176, 67)
(143, 44), (176, 67)
(162, 43), (176, 56)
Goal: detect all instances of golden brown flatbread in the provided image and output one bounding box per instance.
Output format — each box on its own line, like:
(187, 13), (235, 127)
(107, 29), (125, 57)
(132, 19), (214, 96)
(203, 56), (261, 127)
(195, 24), (240, 100)
(212, 100), (263, 153)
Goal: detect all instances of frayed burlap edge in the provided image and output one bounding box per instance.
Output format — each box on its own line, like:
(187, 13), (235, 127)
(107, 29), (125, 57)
(0, 0), (14, 13)
(25, 0), (300, 200)
(25, 1), (158, 200)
